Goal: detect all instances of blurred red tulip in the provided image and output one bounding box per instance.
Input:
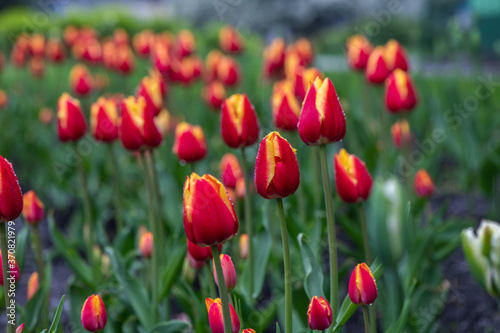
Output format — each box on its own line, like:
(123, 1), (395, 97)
(133, 30), (154, 57)
(70, 64), (93, 96)
(217, 56), (241, 86)
(212, 254), (237, 292)
(205, 298), (240, 333)
(176, 30), (196, 58)
(29, 34), (45, 57)
(155, 108), (172, 136)
(414, 169), (435, 198)
(220, 153), (243, 189)
(293, 66), (324, 101)
(57, 93), (87, 142)
(27, 272), (38, 301)
(151, 42), (172, 76)
(45, 38), (65, 63)
(334, 149), (372, 203)
(139, 231), (153, 259)
(385, 39), (409, 72)
(205, 50), (223, 82)
(63, 25), (80, 47)
(113, 28), (129, 47)
(172, 122), (207, 162)
(22, 190), (44, 225)
(239, 234), (249, 260)
(81, 294), (107, 332)
(346, 34), (373, 70)
(29, 57), (44, 78)
(219, 25), (245, 54)
(385, 69), (418, 113)
(0, 155), (23, 222)
(365, 46), (390, 84)
(137, 74), (164, 116)
(263, 38), (286, 79)
(0, 90), (8, 110)
(290, 38), (314, 67)
(221, 94), (259, 148)
(391, 119), (412, 149)
(114, 45), (135, 74)
(203, 81), (226, 110)
(39, 107), (54, 125)
(91, 97), (119, 142)
(348, 263), (378, 305)
(271, 80), (301, 130)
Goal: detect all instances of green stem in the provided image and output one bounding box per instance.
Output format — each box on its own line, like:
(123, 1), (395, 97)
(276, 198), (292, 333)
(31, 224), (48, 328)
(109, 143), (123, 230)
(240, 147), (254, 298)
(319, 145), (338, 316)
(402, 114), (412, 200)
(145, 150), (164, 263)
(0, 221), (15, 333)
(357, 203), (372, 265)
(77, 152), (94, 272)
(211, 245), (233, 333)
(362, 305), (370, 333)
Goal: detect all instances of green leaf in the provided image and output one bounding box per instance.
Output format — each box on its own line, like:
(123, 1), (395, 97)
(158, 246), (186, 302)
(23, 289), (44, 331)
(15, 226), (30, 273)
(48, 295), (65, 333)
(276, 322), (282, 333)
(298, 233), (325, 299)
(149, 320), (190, 333)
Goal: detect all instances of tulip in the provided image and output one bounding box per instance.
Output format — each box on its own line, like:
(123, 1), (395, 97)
(237, 234), (249, 260)
(219, 25), (245, 54)
(271, 80), (301, 130)
(391, 119), (412, 149)
(81, 294), (107, 332)
(188, 239), (222, 262)
(22, 190), (44, 225)
(263, 38), (286, 78)
(254, 132), (300, 199)
(113, 28), (129, 47)
(183, 173), (239, 246)
(242, 329), (256, 333)
(212, 254), (237, 292)
(348, 263), (378, 305)
(133, 30), (154, 57)
(0, 156), (23, 223)
(307, 296), (333, 331)
(220, 153), (243, 189)
(217, 56), (241, 86)
(16, 324), (24, 333)
(0, 89), (8, 109)
(64, 25), (80, 46)
(169, 55), (203, 84)
(39, 107), (54, 125)
(293, 66), (323, 101)
(385, 69), (418, 113)
(365, 46), (390, 84)
(176, 30), (196, 58)
(73, 38), (102, 64)
(334, 149), (373, 203)
(151, 42), (172, 76)
(221, 94), (259, 148)
(205, 50), (223, 82)
(57, 93), (87, 142)
(205, 298), (240, 333)
(27, 272), (38, 301)
(136, 74), (164, 116)
(291, 38), (314, 67)
(45, 37), (65, 63)
(384, 39), (409, 72)
(298, 77), (346, 145)
(29, 57), (44, 78)
(90, 97), (119, 142)
(114, 45), (135, 74)
(139, 231), (153, 259)
(203, 81), (226, 110)
(284, 50), (303, 80)
(70, 64), (93, 96)
(346, 34), (373, 70)
(414, 169), (435, 198)
(172, 122), (207, 162)
(29, 34), (45, 57)
(0, 250), (20, 285)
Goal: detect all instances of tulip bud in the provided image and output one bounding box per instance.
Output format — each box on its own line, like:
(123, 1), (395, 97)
(113, 28), (129, 47)
(221, 94), (260, 148)
(183, 173), (239, 246)
(188, 239), (222, 262)
(414, 169), (435, 198)
(219, 25), (245, 54)
(70, 64), (93, 96)
(239, 234), (249, 260)
(101, 253), (110, 278)
(152, 42), (172, 76)
(205, 298), (240, 333)
(57, 93), (87, 142)
(298, 77), (346, 146)
(46, 38), (65, 63)
(0, 156), (23, 222)
(22, 190), (44, 224)
(263, 38), (286, 79)
(291, 38), (314, 67)
(385, 69), (418, 113)
(0, 250), (20, 285)
(254, 131), (300, 199)
(119, 96), (145, 150)
(91, 97), (119, 142)
(81, 294), (107, 332)
(172, 122), (207, 162)
(39, 107), (54, 125)
(391, 119), (412, 149)
(242, 329), (256, 333)
(217, 56), (241, 86)
(139, 231), (153, 259)
(212, 254), (237, 292)
(176, 30), (196, 58)
(220, 153), (243, 189)
(136, 75), (164, 116)
(17, 323), (24, 333)
(169, 55), (203, 84)
(346, 35), (373, 70)
(307, 296), (333, 330)
(133, 30), (154, 57)
(205, 50), (223, 82)
(384, 39), (409, 72)
(365, 46), (390, 84)
(272, 80), (301, 130)
(203, 81), (226, 110)
(27, 272), (39, 301)
(293, 66), (324, 102)
(114, 45), (135, 75)
(63, 25), (79, 47)
(348, 263), (378, 305)
(334, 149), (373, 203)
(29, 34), (45, 57)
(0, 89), (7, 109)
(29, 57), (44, 78)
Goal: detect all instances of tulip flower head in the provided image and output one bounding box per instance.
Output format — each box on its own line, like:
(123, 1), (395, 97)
(217, 56), (241, 86)
(219, 25), (245, 54)
(29, 57), (44, 78)
(242, 330), (256, 333)
(27, 272), (39, 301)
(22, 190), (44, 224)
(391, 119), (412, 149)
(263, 38), (286, 78)
(81, 294), (107, 332)
(46, 37), (65, 63)
(254, 132), (300, 199)
(365, 46), (390, 84)
(385, 69), (418, 113)
(203, 81), (226, 110)
(57, 93), (87, 142)
(348, 263), (378, 305)
(298, 77), (346, 145)
(414, 169), (435, 198)
(307, 296), (333, 330)
(239, 233), (249, 260)
(172, 122), (207, 162)
(0, 250), (20, 285)
(272, 80), (301, 130)
(176, 30), (196, 58)
(384, 39), (409, 72)
(0, 156), (23, 222)
(221, 94), (260, 148)
(0, 89), (8, 109)
(114, 45), (135, 75)
(334, 149), (373, 203)
(70, 64), (93, 96)
(136, 75), (164, 116)
(183, 173), (239, 246)
(16, 323), (24, 333)
(220, 153), (243, 189)
(346, 34), (373, 70)
(212, 254), (237, 292)
(91, 97), (119, 142)
(133, 29), (154, 57)
(139, 231), (153, 259)
(205, 298), (240, 333)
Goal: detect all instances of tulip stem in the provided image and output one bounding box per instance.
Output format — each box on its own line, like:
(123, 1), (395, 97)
(357, 203), (372, 265)
(109, 143), (124, 231)
(31, 224), (48, 328)
(319, 144), (338, 317)
(276, 198), (292, 333)
(240, 147), (254, 298)
(145, 150), (164, 263)
(362, 305), (370, 333)
(0, 221), (15, 333)
(211, 245), (233, 333)
(76, 152), (94, 278)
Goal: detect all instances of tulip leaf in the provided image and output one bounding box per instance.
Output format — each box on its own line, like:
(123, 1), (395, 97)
(148, 320), (190, 333)
(15, 226), (29, 273)
(298, 233), (325, 299)
(23, 289), (44, 331)
(47, 295), (65, 333)
(158, 246), (186, 302)
(276, 322), (282, 333)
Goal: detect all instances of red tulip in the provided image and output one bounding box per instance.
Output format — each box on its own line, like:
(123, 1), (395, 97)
(0, 250), (20, 285)
(45, 38), (65, 63)
(348, 263), (378, 305)
(29, 34), (45, 57)
(0, 90), (7, 109)
(203, 81), (226, 110)
(385, 69), (418, 113)
(205, 298), (240, 333)
(91, 97), (119, 142)
(112, 28), (129, 47)
(57, 93), (87, 142)
(220, 153), (243, 189)
(29, 57), (44, 78)
(183, 173), (239, 246)
(298, 77), (346, 145)
(307, 296), (333, 330)
(22, 190), (44, 224)
(63, 25), (80, 46)
(205, 50), (223, 82)
(219, 25), (245, 54)
(242, 329), (256, 333)
(384, 39), (409, 72)
(70, 64), (93, 96)
(212, 254), (237, 292)
(414, 169), (435, 198)
(221, 94), (259, 149)
(217, 56), (241, 86)
(292, 66), (324, 102)
(16, 323), (24, 333)
(139, 231), (153, 259)
(391, 119), (412, 149)
(172, 122), (207, 162)
(263, 38), (286, 78)
(81, 294), (107, 332)
(239, 234), (249, 260)
(346, 35), (373, 70)
(136, 74), (164, 116)
(187, 239), (222, 262)
(133, 30), (154, 57)
(271, 80), (301, 130)
(151, 42), (172, 76)
(290, 38), (314, 67)
(365, 46), (390, 84)
(175, 30), (196, 58)
(254, 131), (300, 199)
(334, 149), (373, 203)
(114, 45), (135, 74)
(27, 272), (38, 300)
(0, 156), (23, 222)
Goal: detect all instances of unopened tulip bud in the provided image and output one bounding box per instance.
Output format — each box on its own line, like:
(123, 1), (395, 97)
(254, 132), (300, 199)
(176, 30), (196, 58)
(263, 38), (286, 79)
(22, 190), (44, 224)
(81, 294), (107, 332)
(63, 25), (79, 47)
(239, 234), (249, 260)
(0, 156), (23, 222)
(27, 272), (38, 301)
(203, 81), (226, 110)
(414, 169), (435, 198)
(298, 77), (346, 145)
(346, 35), (373, 71)
(45, 38), (65, 63)
(221, 94), (259, 148)
(29, 57), (44, 78)
(220, 153), (243, 189)
(0, 90), (8, 109)
(136, 75), (164, 116)
(348, 263), (378, 305)
(172, 122), (207, 162)
(113, 28), (129, 47)
(57, 93), (87, 142)
(272, 80), (301, 130)
(384, 39), (409, 72)
(39, 108), (54, 125)
(217, 56), (241, 86)
(205, 298), (240, 333)
(29, 34), (45, 57)
(391, 119), (412, 149)
(91, 97), (119, 142)
(205, 50), (223, 82)
(334, 149), (373, 203)
(291, 38), (314, 67)
(307, 296), (333, 330)
(212, 254), (237, 292)
(293, 66), (324, 102)
(385, 69), (418, 113)
(139, 231), (153, 259)
(114, 45), (135, 75)
(219, 25), (245, 54)
(152, 42), (172, 76)
(16, 323), (24, 333)
(0, 250), (20, 284)
(242, 329), (255, 333)
(70, 64), (93, 96)
(365, 46), (390, 84)
(133, 30), (154, 57)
